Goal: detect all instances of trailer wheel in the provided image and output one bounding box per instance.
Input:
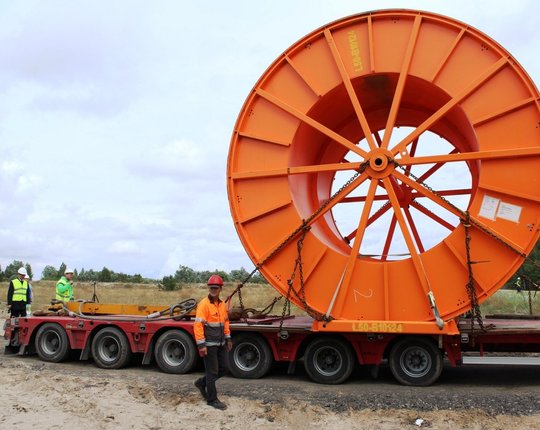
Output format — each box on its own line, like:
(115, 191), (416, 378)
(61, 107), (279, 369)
(91, 327), (132, 369)
(229, 334), (272, 379)
(154, 330), (197, 374)
(304, 338), (354, 384)
(389, 337), (443, 386)
(35, 323), (71, 362)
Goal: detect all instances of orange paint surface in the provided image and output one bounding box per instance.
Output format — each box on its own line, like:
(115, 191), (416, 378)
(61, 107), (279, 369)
(227, 10), (540, 327)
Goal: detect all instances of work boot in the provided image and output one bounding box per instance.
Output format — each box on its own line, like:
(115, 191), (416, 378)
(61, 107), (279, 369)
(207, 399), (227, 410)
(194, 379), (207, 400)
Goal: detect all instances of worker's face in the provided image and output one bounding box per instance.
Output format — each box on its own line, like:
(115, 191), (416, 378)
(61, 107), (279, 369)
(208, 285), (221, 298)
(66, 273), (73, 280)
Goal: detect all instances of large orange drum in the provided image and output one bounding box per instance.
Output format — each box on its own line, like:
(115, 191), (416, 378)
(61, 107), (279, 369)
(227, 10), (540, 332)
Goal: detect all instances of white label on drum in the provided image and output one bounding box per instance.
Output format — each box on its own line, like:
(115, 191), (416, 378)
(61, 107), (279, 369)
(496, 202), (522, 223)
(478, 195), (499, 221)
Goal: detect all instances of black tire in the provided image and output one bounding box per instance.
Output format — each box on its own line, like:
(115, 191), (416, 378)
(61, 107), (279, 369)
(389, 337), (443, 386)
(229, 334), (273, 379)
(304, 337), (354, 384)
(154, 330), (197, 374)
(35, 323), (71, 363)
(91, 326), (132, 369)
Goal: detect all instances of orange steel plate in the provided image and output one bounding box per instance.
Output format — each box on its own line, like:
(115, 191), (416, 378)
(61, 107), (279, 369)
(65, 302), (195, 317)
(227, 10), (540, 327)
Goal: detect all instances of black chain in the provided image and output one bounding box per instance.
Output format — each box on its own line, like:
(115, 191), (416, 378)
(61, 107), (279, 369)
(391, 159), (487, 328)
(259, 161), (369, 271)
(230, 160), (370, 321)
(391, 158), (540, 330)
(236, 285), (247, 323)
(278, 269), (294, 339)
(278, 226), (329, 338)
(516, 273), (539, 316)
(462, 212), (484, 331)
(413, 196), (484, 330)
(392, 159), (539, 265)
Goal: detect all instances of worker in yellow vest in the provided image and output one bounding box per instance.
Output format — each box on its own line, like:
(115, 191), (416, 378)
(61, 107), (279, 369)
(56, 268), (74, 302)
(7, 267), (32, 317)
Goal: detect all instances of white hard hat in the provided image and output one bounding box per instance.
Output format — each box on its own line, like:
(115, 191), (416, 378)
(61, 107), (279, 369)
(17, 267), (28, 276)
(65, 268), (74, 274)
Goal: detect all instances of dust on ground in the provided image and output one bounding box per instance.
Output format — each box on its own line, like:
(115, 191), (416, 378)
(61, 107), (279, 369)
(1, 355), (539, 430)
(1, 307), (539, 429)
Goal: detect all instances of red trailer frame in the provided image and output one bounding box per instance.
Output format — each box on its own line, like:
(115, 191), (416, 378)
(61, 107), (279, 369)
(4, 313), (540, 386)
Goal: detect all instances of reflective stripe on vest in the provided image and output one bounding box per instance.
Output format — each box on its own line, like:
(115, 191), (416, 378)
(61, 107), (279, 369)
(12, 279), (28, 302)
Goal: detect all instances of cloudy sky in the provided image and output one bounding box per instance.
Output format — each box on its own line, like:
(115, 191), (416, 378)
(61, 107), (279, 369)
(0, 0), (538, 279)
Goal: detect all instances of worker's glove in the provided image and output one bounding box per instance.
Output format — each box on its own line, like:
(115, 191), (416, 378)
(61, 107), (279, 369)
(226, 339), (233, 352)
(198, 346), (208, 357)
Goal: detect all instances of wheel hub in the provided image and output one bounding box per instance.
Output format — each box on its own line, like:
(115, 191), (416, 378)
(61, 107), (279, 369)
(366, 148), (394, 178)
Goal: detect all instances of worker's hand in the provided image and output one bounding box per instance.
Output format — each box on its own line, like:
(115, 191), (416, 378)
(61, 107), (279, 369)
(198, 346), (207, 357)
(226, 340), (233, 352)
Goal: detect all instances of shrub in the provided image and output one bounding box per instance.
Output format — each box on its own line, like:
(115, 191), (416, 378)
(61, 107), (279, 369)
(159, 275), (178, 291)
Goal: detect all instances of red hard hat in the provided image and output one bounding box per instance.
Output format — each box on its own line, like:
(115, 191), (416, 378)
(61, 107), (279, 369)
(207, 275), (224, 286)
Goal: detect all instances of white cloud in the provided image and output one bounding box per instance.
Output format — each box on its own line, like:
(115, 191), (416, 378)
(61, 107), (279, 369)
(107, 240), (144, 255)
(0, 0), (538, 280)
(126, 138), (212, 178)
(17, 174), (42, 191)
(1, 160), (22, 174)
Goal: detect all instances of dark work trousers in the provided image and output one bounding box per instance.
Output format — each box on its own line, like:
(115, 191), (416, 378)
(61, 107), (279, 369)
(201, 345), (229, 403)
(10, 302), (26, 317)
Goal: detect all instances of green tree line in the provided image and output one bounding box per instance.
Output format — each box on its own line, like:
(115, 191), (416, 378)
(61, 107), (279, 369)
(160, 265), (266, 291)
(0, 260), (267, 289)
(4, 240), (540, 292)
(510, 242), (540, 290)
(0, 260), (33, 281)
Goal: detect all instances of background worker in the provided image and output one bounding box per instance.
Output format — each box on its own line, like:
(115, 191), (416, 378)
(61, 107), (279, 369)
(193, 274), (232, 410)
(6, 267), (32, 317)
(56, 268), (74, 302)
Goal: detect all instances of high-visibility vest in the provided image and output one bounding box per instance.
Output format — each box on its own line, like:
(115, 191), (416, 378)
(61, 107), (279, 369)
(12, 278), (28, 302)
(194, 296), (231, 348)
(55, 277), (72, 301)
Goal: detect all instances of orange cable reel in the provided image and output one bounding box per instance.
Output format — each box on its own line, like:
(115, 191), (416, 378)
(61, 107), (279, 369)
(227, 10), (540, 333)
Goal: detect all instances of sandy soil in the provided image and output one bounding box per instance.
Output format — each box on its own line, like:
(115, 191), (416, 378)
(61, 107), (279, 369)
(1, 308), (539, 429)
(1, 355), (539, 430)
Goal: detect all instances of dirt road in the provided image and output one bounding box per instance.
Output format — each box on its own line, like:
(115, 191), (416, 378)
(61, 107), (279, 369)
(1, 346), (539, 430)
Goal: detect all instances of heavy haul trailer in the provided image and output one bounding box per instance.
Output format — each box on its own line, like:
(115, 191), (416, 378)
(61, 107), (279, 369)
(4, 9), (540, 385)
(4, 307), (540, 386)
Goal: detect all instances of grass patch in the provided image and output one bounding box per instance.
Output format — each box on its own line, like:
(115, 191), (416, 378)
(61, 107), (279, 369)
(1, 281), (301, 315)
(3, 282), (536, 318)
(480, 289), (540, 316)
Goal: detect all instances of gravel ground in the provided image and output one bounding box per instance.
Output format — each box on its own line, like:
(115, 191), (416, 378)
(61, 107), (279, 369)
(2, 306), (540, 429)
(2, 348), (540, 429)
(181, 363), (540, 416)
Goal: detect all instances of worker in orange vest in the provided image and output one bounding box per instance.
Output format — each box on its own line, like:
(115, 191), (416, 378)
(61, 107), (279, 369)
(193, 274), (232, 410)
